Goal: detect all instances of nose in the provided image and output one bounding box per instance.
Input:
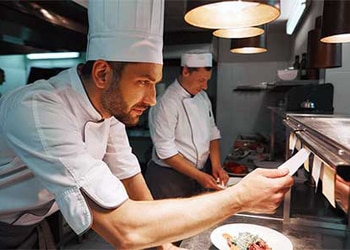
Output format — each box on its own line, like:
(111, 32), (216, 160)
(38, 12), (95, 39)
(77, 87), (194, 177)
(202, 81), (208, 90)
(144, 84), (157, 106)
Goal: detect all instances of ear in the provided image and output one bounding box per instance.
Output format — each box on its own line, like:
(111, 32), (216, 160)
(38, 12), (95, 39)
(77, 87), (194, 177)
(182, 66), (190, 77)
(91, 60), (112, 89)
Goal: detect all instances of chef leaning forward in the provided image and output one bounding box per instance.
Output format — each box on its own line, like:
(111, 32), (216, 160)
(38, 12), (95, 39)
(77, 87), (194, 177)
(145, 50), (230, 199)
(0, 0), (294, 249)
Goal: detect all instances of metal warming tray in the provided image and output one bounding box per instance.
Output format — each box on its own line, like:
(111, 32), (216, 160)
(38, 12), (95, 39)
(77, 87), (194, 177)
(284, 114), (350, 180)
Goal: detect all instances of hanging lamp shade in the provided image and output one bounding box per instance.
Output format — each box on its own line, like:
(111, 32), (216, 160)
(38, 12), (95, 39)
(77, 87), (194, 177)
(184, 0), (280, 29)
(320, 0), (350, 43)
(308, 16), (342, 68)
(230, 31), (267, 54)
(213, 26), (264, 38)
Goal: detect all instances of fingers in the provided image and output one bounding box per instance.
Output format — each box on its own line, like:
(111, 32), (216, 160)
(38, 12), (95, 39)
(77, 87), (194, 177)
(213, 168), (230, 185)
(252, 167), (290, 178)
(233, 168), (294, 214)
(200, 174), (221, 190)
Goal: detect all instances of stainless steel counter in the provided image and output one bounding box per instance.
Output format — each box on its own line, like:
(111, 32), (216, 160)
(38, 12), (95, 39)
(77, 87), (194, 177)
(180, 214), (350, 250)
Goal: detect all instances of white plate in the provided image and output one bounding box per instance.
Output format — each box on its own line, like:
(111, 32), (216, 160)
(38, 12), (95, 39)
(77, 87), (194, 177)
(217, 177), (242, 189)
(227, 177), (242, 187)
(210, 223), (293, 250)
(227, 172), (248, 177)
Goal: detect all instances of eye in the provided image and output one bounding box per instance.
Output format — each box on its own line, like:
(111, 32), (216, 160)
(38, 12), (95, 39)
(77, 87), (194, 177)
(138, 80), (150, 86)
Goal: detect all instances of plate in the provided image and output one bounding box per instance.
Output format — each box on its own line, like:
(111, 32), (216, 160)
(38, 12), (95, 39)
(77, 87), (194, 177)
(210, 223), (293, 250)
(227, 172), (248, 177)
(218, 177), (242, 189)
(227, 177), (242, 187)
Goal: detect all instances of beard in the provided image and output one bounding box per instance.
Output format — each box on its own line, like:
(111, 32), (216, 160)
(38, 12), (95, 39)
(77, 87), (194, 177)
(101, 82), (146, 126)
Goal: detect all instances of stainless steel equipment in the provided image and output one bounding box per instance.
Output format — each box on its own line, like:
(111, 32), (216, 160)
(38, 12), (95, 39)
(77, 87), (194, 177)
(283, 113), (350, 230)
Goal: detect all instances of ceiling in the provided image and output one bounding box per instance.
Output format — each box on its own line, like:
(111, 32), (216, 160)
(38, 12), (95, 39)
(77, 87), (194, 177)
(0, 0), (292, 55)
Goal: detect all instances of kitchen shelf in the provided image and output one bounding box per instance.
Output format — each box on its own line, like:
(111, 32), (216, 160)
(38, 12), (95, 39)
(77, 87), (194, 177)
(233, 80), (319, 92)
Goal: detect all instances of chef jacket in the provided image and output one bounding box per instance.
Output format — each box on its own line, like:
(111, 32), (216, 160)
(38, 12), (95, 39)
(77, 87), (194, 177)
(0, 66), (140, 235)
(149, 79), (221, 169)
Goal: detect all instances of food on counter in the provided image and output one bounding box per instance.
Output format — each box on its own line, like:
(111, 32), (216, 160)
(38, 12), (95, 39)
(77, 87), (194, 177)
(222, 232), (271, 250)
(224, 161), (249, 175)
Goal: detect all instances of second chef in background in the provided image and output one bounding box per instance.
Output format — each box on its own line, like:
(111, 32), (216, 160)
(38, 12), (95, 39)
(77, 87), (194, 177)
(145, 51), (229, 199)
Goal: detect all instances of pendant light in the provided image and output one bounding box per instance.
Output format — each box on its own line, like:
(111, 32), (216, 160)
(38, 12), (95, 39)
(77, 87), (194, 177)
(320, 0), (350, 43)
(230, 31), (267, 54)
(308, 16), (342, 68)
(213, 26), (264, 39)
(184, 0), (280, 30)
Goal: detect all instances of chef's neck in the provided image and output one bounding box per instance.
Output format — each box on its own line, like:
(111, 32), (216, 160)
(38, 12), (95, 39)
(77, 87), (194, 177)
(177, 75), (195, 97)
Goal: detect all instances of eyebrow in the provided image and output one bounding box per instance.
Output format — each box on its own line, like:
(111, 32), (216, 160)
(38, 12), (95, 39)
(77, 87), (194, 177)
(138, 73), (162, 83)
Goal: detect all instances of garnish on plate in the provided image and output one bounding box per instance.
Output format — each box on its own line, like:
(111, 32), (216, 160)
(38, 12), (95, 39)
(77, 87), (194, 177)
(222, 232), (271, 250)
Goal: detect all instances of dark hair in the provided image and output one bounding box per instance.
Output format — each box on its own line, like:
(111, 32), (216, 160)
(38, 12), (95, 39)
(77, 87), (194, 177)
(80, 60), (128, 81)
(180, 66), (212, 74)
(80, 61), (95, 76)
(107, 61), (128, 82)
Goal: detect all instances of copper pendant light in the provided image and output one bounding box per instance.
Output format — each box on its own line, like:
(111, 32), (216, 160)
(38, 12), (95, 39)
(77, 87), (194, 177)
(213, 26), (264, 38)
(184, 0), (280, 29)
(230, 31), (267, 54)
(320, 0), (350, 43)
(308, 16), (342, 68)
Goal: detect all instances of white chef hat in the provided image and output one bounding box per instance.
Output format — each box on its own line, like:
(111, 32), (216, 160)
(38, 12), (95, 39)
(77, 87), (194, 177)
(181, 50), (213, 67)
(86, 0), (164, 64)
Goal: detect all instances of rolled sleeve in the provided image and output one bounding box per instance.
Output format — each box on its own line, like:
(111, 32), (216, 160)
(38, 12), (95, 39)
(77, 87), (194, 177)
(56, 160), (128, 234)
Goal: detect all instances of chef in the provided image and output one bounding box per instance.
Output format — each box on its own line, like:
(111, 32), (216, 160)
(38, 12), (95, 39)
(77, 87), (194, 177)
(0, 1), (175, 249)
(0, 0), (294, 249)
(145, 50), (229, 199)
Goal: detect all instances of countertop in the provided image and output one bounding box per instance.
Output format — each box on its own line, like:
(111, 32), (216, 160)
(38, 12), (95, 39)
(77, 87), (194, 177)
(180, 213), (350, 250)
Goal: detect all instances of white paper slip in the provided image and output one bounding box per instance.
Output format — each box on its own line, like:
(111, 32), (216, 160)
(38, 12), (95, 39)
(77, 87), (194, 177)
(289, 133), (297, 151)
(312, 156), (322, 192)
(322, 164), (336, 207)
(278, 148), (310, 176)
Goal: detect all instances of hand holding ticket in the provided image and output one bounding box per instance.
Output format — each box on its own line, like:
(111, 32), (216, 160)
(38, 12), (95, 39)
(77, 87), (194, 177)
(278, 148), (310, 176)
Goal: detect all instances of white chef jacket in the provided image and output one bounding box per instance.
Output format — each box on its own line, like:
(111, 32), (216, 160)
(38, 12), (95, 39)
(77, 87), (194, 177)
(149, 79), (221, 169)
(0, 66), (140, 235)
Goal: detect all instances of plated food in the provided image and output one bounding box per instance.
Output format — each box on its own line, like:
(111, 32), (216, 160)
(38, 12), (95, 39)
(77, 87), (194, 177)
(222, 232), (271, 250)
(210, 223), (293, 250)
(223, 161), (250, 176)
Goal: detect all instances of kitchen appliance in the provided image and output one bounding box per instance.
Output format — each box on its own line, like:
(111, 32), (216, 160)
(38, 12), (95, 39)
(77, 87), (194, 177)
(283, 114), (350, 230)
(284, 83), (334, 114)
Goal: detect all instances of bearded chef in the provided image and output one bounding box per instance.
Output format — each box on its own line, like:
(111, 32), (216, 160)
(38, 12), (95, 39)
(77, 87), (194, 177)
(145, 51), (230, 199)
(0, 1), (178, 249)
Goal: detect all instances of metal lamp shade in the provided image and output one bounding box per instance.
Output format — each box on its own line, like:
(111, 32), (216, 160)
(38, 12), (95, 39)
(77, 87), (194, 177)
(320, 0), (350, 43)
(230, 32), (267, 54)
(184, 0), (280, 29)
(308, 16), (342, 68)
(213, 26), (264, 39)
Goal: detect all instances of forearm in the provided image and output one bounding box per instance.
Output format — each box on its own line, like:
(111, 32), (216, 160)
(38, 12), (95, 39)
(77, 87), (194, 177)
(122, 173), (177, 249)
(90, 188), (239, 249)
(89, 168), (293, 249)
(209, 139), (222, 169)
(163, 153), (206, 180)
(122, 173), (153, 201)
